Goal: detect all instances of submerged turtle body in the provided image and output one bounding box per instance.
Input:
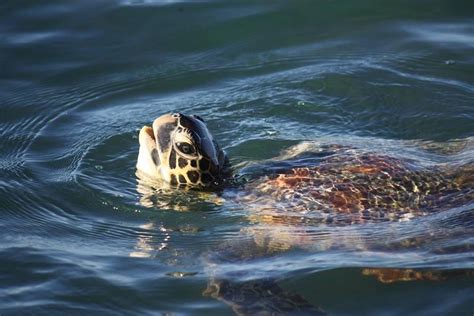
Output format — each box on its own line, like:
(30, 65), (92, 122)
(237, 151), (471, 225)
(136, 113), (473, 315)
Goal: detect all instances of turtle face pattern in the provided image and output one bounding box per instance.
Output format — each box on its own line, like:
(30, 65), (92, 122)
(136, 113), (227, 188)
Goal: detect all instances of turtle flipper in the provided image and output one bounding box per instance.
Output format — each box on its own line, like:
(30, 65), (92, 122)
(204, 277), (324, 316)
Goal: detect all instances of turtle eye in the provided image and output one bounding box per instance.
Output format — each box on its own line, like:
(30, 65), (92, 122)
(176, 142), (196, 156)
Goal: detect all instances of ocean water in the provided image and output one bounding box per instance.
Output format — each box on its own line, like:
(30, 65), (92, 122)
(1, 0), (473, 315)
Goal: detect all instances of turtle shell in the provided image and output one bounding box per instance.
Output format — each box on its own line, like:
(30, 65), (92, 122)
(237, 151), (472, 225)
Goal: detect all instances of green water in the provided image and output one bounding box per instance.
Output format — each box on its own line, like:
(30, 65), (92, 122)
(1, 0), (473, 315)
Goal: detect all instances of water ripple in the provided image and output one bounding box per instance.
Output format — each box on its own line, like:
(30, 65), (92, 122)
(1, 1), (474, 315)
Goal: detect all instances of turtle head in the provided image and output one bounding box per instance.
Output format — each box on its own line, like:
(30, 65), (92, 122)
(136, 113), (228, 188)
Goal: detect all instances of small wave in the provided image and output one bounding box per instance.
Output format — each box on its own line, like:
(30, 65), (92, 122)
(403, 21), (474, 49)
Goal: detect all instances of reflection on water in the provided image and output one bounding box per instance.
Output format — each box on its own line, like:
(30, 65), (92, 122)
(130, 222), (168, 258)
(1, 0), (474, 314)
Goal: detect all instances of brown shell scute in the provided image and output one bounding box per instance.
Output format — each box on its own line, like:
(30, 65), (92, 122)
(239, 153), (469, 223)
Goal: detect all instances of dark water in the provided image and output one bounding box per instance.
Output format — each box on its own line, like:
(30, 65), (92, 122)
(1, 0), (474, 315)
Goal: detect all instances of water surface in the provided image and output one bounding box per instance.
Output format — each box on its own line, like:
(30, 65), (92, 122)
(1, 0), (473, 315)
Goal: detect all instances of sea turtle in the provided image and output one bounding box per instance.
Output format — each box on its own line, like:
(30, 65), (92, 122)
(135, 113), (473, 315)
